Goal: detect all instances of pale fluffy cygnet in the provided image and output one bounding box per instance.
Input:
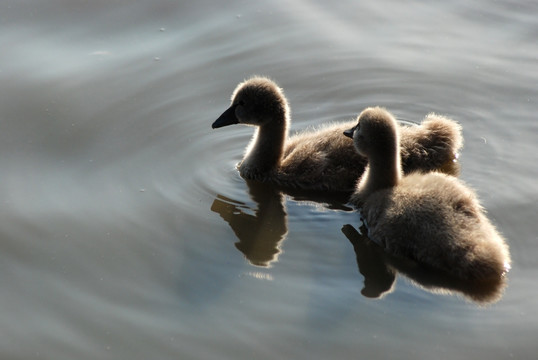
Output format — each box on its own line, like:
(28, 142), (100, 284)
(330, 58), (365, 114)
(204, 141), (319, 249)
(213, 76), (462, 192)
(345, 107), (510, 281)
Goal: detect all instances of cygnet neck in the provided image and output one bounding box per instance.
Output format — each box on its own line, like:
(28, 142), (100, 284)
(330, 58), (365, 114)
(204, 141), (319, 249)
(359, 136), (402, 195)
(241, 113), (289, 173)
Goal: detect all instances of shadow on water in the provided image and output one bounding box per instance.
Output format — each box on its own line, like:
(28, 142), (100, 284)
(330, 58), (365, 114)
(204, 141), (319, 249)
(341, 224), (507, 305)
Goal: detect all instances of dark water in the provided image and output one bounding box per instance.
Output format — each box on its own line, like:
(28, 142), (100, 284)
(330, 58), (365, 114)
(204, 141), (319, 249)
(1, 1), (537, 359)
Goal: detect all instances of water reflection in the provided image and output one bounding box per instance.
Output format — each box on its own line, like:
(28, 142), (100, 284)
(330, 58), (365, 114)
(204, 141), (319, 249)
(211, 181), (288, 267)
(211, 176), (354, 267)
(211, 181), (506, 304)
(342, 224), (507, 305)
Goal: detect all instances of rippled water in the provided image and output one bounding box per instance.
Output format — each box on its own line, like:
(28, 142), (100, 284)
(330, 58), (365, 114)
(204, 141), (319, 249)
(1, 1), (537, 359)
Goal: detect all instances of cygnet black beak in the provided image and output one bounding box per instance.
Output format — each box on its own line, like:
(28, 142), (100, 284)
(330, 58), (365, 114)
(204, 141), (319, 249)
(212, 104), (239, 129)
(343, 127), (355, 139)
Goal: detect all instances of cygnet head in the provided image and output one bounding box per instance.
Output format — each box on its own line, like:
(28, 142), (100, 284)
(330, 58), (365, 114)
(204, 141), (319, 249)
(344, 107), (399, 161)
(212, 76), (289, 129)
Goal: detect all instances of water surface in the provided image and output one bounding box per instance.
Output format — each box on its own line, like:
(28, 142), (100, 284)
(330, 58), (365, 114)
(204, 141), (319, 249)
(1, 1), (537, 359)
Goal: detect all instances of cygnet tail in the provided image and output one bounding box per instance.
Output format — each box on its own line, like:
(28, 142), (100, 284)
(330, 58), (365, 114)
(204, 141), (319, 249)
(456, 224), (511, 281)
(422, 113), (464, 159)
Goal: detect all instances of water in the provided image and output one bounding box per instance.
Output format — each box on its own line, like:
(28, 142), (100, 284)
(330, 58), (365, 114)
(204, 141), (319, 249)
(0, 0), (537, 359)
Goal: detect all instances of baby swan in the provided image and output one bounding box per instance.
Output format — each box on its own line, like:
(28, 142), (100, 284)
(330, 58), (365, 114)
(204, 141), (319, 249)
(213, 76), (462, 192)
(345, 107), (510, 281)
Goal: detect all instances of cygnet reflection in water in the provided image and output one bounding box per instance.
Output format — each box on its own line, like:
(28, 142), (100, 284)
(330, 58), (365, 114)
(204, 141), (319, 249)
(211, 180), (355, 267)
(342, 225), (507, 305)
(211, 181), (288, 267)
